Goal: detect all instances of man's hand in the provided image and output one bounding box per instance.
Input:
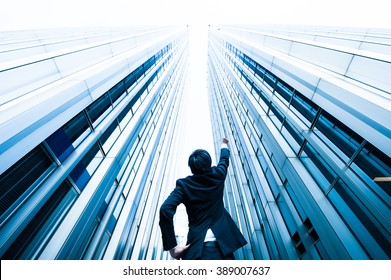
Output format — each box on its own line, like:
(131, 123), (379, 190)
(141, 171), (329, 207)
(169, 244), (190, 260)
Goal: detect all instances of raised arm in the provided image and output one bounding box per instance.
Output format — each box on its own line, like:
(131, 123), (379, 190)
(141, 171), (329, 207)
(216, 138), (230, 176)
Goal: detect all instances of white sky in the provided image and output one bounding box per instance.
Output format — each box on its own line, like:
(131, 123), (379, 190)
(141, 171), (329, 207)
(0, 0), (390, 30)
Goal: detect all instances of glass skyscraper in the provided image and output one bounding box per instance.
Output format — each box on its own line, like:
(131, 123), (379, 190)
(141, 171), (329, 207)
(0, 25), (390, 260)
(208, 25), (390, 260)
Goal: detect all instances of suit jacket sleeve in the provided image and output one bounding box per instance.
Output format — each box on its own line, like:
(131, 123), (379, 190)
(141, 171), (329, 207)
(159, 181), (184, 250)
(215, 147), (230, 177)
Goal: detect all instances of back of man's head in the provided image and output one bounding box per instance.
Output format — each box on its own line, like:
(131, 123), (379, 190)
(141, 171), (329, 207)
(188, 149), (212, 175)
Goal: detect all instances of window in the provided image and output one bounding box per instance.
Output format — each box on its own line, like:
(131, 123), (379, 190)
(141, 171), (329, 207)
(124, 66), (143, 90)
(275, 80), (294, 104)
(285, 182), (306, 221)
(243, 54), (256, 71)
(86, 93), (112, 126)
(290, 92), (319, 125)
(45, 111), (91, 162)
(0, 145), (56, 223)
(108, 81), (126, 105)
(300, 141), (337, 192)
(292, 232), (306, 256)
(314, 110), (363, 160)
(2, 179), (77, 259)
(252, 82), (270, 113)
(143, 56), (155, 73)
(241, 70), (253, 91)
(303, 218), (319, 242)
(74, 218), (99, 259)
(276, 193), (297, 236)
(332, 179), (391, 259)
(280, 117), (304, 153)
(92, 192), (124, 260)
(268, 102), (284, 128)
(254, 64), (265, 80)
(69, 144), (104, 192)
(117, 99), (134, 127)
(99, 120), (120, 154)
(352, 142), (391, 197)
(264, 72), (277, 87)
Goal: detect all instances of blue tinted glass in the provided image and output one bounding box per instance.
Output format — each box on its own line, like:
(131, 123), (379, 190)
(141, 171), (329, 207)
(315, 111), (363, 159)
(2, 179), (77, 259)
(0, 145), (55, 220)
(87, 94), (112, 124)
(353, 142), (391, 197)
(332, 180), (390, 259)
(300, 142), (337, 191)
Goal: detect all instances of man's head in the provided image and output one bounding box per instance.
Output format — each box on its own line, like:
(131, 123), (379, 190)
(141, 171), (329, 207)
(188, 149), (212, 175)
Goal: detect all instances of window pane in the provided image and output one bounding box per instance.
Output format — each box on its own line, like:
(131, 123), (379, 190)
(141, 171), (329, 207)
(99, 121), (121, 154)
(285, 182), (306, 220)
(92, 231), (111, 259)
(277, 194), (297, 235)
(0, 145), (55, 222)
(63, 111), (90, 143)
(314, 111), (363, 159)
(45, 111), (90, 162)
(290, 92), (319, 124)
(275, 80), (294, 103)
(69, 144), (103, 192)
(264, 71), (277, 87)
(2, 179), (77, 259)
(255, 64), (265, 79)
(281, 118), (304, 153)
(332, 180), (391, 259)
(124, 66), (143, 90)
(243, 53), (256, 71)
(300, 142), (337, 192)
(86, 93), (112, 125)
(108, 81), (126, 104)
(353, 142), (391, 197)
(252, 82), (269, 113)
(269, 103), (284, 128)
(143, 57), (155, 73)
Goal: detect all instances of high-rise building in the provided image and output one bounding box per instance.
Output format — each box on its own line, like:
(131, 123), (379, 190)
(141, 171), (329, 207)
(208, 25), (390, 260)
(0, 25), (390, 260)
(0, 26), (190, 259)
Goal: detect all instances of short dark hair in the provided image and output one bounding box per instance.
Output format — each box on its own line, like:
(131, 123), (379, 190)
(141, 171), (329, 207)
(188, 149), (212, 175)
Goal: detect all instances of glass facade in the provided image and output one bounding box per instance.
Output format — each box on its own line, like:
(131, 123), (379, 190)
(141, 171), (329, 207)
(207, 25), (390, 260)
(0, 25), (390, 260)
(0, 26), (189, 259)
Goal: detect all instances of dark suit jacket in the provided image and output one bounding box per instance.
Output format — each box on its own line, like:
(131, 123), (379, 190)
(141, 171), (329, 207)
(159, 148), (247, 259)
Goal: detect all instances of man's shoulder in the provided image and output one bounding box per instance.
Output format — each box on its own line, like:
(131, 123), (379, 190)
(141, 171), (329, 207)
(176, 176), (192, 186)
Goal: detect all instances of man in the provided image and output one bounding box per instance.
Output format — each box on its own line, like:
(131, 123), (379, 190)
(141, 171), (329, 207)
(159, 137), (247, 260)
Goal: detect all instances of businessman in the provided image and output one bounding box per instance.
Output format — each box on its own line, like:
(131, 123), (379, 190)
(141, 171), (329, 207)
(159, 138), (247, 260)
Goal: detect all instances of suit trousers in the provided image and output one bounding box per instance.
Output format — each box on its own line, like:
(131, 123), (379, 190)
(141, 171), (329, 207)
(200, 242), (235, 260)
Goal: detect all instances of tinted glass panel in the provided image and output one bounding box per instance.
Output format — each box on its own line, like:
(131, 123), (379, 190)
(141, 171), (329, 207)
(2, 179), (77, 259)
(315, 111), (363, 159)
(86, 93), (112, 124)
(0, 145), (54, 220)
(45, 111), (90, 162)
(333, 179), (391, 259)
(275, 80), (294, 103)
(290, 92), (319, 124)
(108, 81), (126, 104)
(300, 142), (337, 191)
(69, 144), (102, 191)
(353, 142), (391, 196)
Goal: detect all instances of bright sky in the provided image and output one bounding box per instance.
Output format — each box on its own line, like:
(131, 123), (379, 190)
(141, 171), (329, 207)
(0, 0), (390, 30)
